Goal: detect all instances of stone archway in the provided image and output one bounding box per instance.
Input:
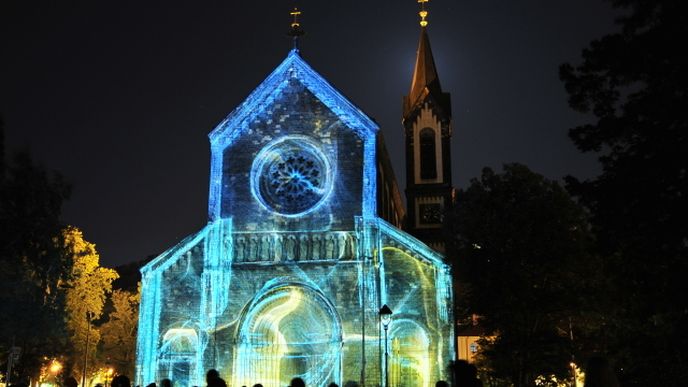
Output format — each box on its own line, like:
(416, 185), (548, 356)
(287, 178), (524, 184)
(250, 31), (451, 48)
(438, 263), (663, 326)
(158, 328), (199, 387)
(389, 319), (431, 387)
(233, 284), (342, 387)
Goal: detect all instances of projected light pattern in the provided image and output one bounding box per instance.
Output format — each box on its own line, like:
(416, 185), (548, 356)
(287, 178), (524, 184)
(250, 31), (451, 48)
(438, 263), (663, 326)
(136, 48), (454, 387)
(206, 49), (378, 222)
(233, 284), (342, 387)
(136, 218), (454, 387)
(390, 320), (431, 387)
(251, 136), (333, 216)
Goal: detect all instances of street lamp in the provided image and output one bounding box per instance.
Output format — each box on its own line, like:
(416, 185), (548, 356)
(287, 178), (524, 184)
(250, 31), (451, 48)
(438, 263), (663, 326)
(50, 359), (63, 386)
(82, 311), (93, 387)
(49, 360), (63, 375)
(379, 304), (393, 387)
(105, 367), (114, 387)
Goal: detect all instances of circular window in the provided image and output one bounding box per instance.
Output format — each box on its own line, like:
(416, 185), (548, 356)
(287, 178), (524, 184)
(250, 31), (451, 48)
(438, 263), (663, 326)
(251, 136), (332, 216)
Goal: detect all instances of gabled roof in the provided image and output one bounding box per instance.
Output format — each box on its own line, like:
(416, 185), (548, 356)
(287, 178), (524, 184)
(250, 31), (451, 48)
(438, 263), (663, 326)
(403, 27), (451, 118)
(377, 218), (447, 268)
(209, 49), (379, 148)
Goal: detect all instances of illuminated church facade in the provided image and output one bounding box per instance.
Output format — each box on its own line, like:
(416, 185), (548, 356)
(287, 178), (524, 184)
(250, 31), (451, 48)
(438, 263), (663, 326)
(136, 11), (455, 387)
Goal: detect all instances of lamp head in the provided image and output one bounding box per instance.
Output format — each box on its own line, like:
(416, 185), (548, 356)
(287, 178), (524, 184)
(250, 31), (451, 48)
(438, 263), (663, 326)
(379, 304), (393, 327)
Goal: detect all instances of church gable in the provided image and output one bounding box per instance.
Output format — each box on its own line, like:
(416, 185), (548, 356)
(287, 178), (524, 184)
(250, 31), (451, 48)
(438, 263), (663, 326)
(207, 50), (379, 231)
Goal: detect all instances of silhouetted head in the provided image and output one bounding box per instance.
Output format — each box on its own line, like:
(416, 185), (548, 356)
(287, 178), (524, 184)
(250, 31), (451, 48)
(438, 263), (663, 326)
(327, 383), (338, 387)
(436, 381), (449, 387)
(290, 378), (305, 387)
(111, 375), (131, 387)
(206, 369), (219, 386)
(252, 384), (263, 387)
(64, 377), (79, 387)
(161, 379), (172, 387)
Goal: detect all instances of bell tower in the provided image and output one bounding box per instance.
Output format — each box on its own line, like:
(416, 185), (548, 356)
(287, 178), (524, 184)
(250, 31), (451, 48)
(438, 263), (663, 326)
(403, 0), (454, 252)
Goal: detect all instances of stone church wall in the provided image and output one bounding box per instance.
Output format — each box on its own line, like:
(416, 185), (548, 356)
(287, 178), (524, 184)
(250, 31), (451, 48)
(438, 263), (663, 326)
(220, 79), (364, 233)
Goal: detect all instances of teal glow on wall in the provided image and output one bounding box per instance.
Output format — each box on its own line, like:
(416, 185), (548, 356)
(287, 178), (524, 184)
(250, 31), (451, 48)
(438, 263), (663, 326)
(135, 49), (455, 387)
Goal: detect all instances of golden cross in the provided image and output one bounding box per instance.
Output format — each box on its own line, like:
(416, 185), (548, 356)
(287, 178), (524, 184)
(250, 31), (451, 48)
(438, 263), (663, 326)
(290, 7), (302, 28)
(418, 0), (429, 27)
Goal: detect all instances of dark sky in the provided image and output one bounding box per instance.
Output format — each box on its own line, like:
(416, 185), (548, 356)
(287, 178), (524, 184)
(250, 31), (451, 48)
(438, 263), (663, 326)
(1, 1), (620, 267)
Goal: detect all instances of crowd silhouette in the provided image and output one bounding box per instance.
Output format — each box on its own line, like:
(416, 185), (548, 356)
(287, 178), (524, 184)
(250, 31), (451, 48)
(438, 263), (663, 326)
(59, 366), (467, 387)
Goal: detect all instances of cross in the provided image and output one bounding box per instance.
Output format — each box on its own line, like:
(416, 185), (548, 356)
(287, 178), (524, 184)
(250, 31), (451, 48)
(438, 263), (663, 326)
(288, 7), (305, 50)
(290, 7), (302, 29)
(418, 0), (429, 27)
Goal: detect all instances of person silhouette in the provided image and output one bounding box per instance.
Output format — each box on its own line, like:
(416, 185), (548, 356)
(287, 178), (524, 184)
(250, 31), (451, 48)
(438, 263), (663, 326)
(205, 370), (226, 387)
(289, 378), (305, 387)
(111, 375), (131, 387)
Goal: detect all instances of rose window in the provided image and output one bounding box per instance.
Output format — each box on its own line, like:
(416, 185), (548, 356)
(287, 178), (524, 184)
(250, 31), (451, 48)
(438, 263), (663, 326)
(251, 136), (332, 216)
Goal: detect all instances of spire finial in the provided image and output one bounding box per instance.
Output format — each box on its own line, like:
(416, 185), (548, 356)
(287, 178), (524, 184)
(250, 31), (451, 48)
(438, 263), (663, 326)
(288, 7), (305, 50)
(418, 0), (429, 27)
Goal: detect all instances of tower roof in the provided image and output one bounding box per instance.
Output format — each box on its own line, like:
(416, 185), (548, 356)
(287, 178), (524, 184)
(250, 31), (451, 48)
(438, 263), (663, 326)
(403, 27), (451, 118)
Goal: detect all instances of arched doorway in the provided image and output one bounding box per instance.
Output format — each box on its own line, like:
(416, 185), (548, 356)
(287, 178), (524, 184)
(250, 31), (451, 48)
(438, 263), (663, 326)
(158, 328), (199, 387)
(233, 284), (342, 387)
(389, 319), (431, 387)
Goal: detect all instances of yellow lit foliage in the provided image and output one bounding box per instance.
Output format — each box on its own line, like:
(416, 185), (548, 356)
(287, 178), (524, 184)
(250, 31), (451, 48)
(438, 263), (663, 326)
(101, 284), (140, 376)
(61, 226), (118, 379)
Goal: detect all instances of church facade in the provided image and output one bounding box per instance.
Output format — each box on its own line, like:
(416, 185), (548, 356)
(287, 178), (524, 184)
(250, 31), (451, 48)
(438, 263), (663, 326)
(136, 18), (454, 387)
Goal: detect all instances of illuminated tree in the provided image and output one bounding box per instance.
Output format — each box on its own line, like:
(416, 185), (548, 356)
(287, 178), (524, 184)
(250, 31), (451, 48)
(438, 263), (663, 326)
(100, 284), (140, 377)
(61, 226), (118, 382)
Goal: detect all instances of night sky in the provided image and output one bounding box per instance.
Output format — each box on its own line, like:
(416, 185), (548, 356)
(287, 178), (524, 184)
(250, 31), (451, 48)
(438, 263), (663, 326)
(1, 1), (620, 267)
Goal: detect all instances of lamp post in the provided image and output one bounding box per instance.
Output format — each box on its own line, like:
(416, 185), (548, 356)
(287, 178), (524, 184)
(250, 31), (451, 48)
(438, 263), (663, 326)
(81, 311), (93, 387)
(105, 367), (114, 387)
(379, 304), (393, 387)
(50, 359), (63, 386)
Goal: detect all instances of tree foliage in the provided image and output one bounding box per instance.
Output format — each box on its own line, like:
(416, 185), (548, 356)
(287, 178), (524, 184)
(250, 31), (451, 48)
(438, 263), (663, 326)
(0, 118), (72, 380)
(62, 227), (118, 381)
(560, 1), (688, 384)
(445, 164), (595, 387)
(100, 284), (140, 377)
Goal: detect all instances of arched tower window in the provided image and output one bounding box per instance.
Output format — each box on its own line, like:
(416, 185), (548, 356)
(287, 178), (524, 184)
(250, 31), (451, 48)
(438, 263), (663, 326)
(419, 128), (437, 180)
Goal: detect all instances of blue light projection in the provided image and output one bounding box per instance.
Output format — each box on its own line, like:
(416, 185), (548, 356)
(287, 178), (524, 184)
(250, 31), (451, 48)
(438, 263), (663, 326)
(251, 135), (334, 217)
(207, 49), (378, 222)
(136, 49), (454, 387)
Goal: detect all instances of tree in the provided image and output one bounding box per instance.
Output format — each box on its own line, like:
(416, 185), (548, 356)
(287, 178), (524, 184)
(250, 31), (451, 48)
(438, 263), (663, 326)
(100, 284), (140, 377)
(445, 164), (596, 387)
(0, 117), (72, 381)
(560, 1), (688, 384)
(61, 227), (118, 383)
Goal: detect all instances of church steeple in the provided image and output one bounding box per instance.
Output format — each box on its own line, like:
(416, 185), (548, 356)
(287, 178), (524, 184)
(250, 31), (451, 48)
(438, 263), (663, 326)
(403, 1), (451, 119)
(402, 0), (454, 253)
(405, 27), (443, 117)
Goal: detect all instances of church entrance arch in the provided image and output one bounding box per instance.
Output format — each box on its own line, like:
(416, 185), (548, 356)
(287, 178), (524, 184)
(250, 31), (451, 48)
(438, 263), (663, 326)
(158, 328), (199, 387)
(233, 283), (342, 387)
(389, 319), (431, 387)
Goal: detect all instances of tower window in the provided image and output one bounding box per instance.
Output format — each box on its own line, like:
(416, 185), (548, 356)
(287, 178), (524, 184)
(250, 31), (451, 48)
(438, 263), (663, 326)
(419, 128), (437, 179)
